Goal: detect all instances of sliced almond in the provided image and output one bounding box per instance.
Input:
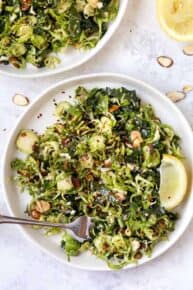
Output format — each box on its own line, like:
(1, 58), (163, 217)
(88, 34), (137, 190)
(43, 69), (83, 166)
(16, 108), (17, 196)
(134, 252), (142, 259)
(109, 105), (120, 113)
(31, 210), (41, 219)
(21, 0), (32, 11)
(104, 159), (112, 167)
(114, 191), (126, 202)
(166, 91), (185, 103)
(71, 177), (81, 188)
(157, 56), (174, 68)
(35, 200), (51, 213)
(12, 93), (29, 106)
(183, 45), (193, 56)
(183, 85), (193, 94)
(130, 130), (143, 148)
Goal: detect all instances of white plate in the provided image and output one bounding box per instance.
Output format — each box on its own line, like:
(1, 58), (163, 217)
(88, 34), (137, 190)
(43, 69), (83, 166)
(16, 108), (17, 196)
(2, 73), (193, 271)
(0, 0), (128, 78)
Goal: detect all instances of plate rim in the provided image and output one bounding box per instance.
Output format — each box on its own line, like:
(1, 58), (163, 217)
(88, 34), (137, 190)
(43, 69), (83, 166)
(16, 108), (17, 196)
(0, 0), (128, 79)
(2, 72), (193, 271)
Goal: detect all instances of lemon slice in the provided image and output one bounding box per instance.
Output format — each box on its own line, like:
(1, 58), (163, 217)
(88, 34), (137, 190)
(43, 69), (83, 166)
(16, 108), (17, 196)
(159, 154), (188, 210)
(157, 0), (193, 41)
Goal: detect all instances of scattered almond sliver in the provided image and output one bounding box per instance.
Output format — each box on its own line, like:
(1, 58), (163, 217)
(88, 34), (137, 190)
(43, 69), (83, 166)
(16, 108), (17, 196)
(157, 56), (174, 68)
(12, 93), (29, 106)
(35, 200), (51, 213)
(183, 85), (193, 94)
(183, 45), (193, 56)
(166, 91), (185, 103)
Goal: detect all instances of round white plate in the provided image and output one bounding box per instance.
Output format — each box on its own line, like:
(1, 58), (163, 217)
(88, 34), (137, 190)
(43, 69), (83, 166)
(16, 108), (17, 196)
(0, 0), (128, 78)
(2, 73), (193, 271)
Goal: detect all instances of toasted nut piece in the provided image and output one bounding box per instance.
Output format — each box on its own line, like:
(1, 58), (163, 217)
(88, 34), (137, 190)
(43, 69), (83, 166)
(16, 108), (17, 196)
(130, 130), (142, 141)
(158, 219), (165, 229)
(18, 169), (30, 177)
(130, 131), (143, 148)
(71, 177), (81, 188)
(12, 93), (29, 106)
(134, 252), (142, 259)
(63, 160), (68, 170)
(166, 91), (185, 102)
(88, 0), (99, 8)
(104, 159), (112, 167)
(35, 200), (51, 213)
(21, 0), (32, 11)
(157, 56), (174, 68)
(9, 56), (20, 68)
(183, 85), (193, 94)
(114, 191), (126, 202)
(84, 4), (94, 16)
(31, 210), (41, 219)
(183, 45), (193, 56)
(61, 138), (71, 147)
(109, 105), (120, 113)
(133, 139), (141, 148)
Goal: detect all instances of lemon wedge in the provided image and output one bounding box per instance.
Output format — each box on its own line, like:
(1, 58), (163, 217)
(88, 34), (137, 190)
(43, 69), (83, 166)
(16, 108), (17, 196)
(157, 0), (193, 41)
(159, 154), (188, 210)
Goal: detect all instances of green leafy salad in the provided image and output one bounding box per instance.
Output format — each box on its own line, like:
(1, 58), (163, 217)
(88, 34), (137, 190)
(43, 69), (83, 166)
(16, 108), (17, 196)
(0, 0), (118, 69)
(11, 86), (181, 269)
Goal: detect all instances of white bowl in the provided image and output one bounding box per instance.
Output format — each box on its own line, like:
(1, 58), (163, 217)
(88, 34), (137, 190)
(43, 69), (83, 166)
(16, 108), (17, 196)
(0, 0), (128, 78)
(2, 73), (193, 271)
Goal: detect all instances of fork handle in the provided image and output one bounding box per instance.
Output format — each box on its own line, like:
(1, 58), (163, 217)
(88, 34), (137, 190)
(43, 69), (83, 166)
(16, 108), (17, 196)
(0, 214), (69, 229)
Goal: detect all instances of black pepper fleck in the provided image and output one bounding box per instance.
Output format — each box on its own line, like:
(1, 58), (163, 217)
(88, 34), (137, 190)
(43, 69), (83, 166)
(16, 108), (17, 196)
(37, 113), (43, 119)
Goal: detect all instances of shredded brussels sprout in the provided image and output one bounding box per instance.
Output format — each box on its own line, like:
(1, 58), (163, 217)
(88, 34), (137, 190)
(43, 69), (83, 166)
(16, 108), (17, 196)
(0, 0), (118, 69)
(11, 86), (181, 269)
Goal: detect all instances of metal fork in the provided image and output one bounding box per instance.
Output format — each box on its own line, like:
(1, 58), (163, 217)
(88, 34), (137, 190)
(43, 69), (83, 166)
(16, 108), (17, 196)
(0, 214), (92, 242)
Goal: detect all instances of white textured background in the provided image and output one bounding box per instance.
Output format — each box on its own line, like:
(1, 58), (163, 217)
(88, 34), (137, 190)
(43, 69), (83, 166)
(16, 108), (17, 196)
(1, 1), (193, 289)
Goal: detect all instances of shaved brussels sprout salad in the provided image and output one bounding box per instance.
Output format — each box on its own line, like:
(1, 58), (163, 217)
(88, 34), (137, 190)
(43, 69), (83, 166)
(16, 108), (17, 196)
(11, 86), (181, 269)
(0, 0), (118, 69)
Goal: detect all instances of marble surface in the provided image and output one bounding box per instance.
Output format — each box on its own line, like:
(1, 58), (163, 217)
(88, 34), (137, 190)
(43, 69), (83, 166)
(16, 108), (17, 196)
(1, 1), (193, 289)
